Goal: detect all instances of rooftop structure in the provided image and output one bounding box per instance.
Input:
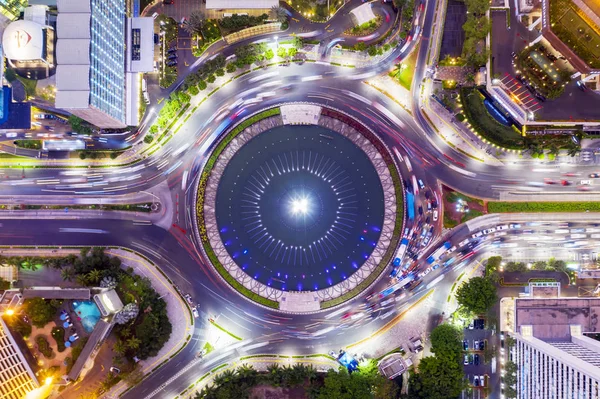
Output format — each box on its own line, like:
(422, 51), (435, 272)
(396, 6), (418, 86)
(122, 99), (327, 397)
(508, 298), (600, 398)
(0, 317), (39, 399)
(378, 353), (411, 379)
(2, 5), (55, 80)
(205, 0), (277, 18)
(22, 287), (91, 300)
(93, 289), (124, 316)
(67, 319), (112, 381)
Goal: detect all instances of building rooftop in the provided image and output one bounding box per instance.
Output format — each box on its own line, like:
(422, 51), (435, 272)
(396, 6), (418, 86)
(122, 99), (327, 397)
(22, 287), (91, 300)
(56, 13), (91, 39)
(0, 317), (39, 399)
(57, 0), (90, 13)
(93, 289), (123, 316)
(205, 0), (278, 9)
(515, 298), (600, 339)
(67, 319), (111, 381)
(2, 19), (45, 61)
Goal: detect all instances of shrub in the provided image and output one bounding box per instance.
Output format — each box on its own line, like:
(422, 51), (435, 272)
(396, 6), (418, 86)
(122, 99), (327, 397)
(149, 125), (158, 134)
(216, 68), (225, 77)
(226, 63), (237, 73)
(188, 85), (199, 96)
(51, 327), (66, 352)
(36, 336), (54, 358)
(144, 135), (154, 144)
(198, 80), (207, 90)
(207, 74), (216, 83)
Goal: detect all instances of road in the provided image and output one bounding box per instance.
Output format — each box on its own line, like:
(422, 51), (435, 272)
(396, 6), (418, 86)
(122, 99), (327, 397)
(0, 1), (599, 398)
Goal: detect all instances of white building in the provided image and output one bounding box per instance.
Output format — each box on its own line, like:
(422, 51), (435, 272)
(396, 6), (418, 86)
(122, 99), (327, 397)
(512, 325), (600, 398)
(205, 0), (279, 18)
(508, 298), (600, 399)
(0, 317), (39, 399)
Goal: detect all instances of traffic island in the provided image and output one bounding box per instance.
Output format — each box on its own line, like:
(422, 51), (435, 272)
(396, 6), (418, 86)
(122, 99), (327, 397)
(195, 103), (404, 312)
(442, 185), (486, 228)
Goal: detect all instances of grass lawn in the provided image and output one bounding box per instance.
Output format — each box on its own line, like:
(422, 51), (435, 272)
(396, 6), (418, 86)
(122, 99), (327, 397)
(488, 201), (600, 212)
(459, 87), (524, 149)
(443, 185), (486, 228)
(391, 44), (419, 90)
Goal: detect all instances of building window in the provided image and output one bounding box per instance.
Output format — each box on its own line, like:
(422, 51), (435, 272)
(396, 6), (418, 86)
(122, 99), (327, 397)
(131, 28), (141, 61)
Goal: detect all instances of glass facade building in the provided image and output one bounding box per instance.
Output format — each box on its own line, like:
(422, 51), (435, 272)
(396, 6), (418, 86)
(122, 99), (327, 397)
(0, 0), (27, 21)
(90, 0), (126, 124)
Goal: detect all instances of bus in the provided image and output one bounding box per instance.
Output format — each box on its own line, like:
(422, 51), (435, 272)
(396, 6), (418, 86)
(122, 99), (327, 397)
(427, 241), (451, 264)
(406, 192), (415, 220)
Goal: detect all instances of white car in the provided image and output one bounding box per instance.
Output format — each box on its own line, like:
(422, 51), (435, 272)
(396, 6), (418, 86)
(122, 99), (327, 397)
(581, 179), (592, 185)
(464, 354), (469, 365)
(192, 308), (199, 318)
(34, 114), (45, 119)
(152, 12), (159, 19)
(483, 227), (496, 235)
(473, 376), (480, 387)
(459, 238), (470, 247)
(471, 231), (483, 238)
(509, 223), (521, 229)
(480, 375), (486, 387)
(433, 209), (438, 221)
(5, 132), (17, 138)
(497, 224), (509, 230)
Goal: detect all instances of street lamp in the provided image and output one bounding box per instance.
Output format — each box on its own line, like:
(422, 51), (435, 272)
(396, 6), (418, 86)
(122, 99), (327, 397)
(274, 35), (279, 48)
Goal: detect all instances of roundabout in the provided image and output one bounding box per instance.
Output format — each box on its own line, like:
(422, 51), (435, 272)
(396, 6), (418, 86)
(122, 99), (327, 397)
(197, 104), (404, 312)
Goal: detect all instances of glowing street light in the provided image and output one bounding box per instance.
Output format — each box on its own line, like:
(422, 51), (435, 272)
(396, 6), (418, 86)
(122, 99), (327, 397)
(290, 197), (310, 216)
(5, 309), (14, 316)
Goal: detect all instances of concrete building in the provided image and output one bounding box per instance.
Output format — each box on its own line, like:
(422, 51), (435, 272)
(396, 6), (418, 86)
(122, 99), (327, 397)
(2, 6), (56, 80)
(205, 0), (278, 19)
(55, 0), (153, 128)
(508, 298), (600, 399)
(0, 317), (39, 399)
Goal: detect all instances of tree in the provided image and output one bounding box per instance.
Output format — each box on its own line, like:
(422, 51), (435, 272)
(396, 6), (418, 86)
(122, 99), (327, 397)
(455, 277), (497, 315)
(0, 277), (9, 290)
(207, 74), (216, 84)
(288, 47), (298, 58)
(270, 5), (288, 24)
(265, 48), (275, 60)
(430, 324), (463, 361)
(413, 356), (465, 399)
(126, 336), (142, 350)
(100, 275), (117, 289)
(23, 298), (58, 328)
(86, 269), (102, 285)
(61, 267), (75, 282)
(113, 340), (127, 356)
(183, 11), (205, 36)
(317, 368), (374, 399)
(277, 46), (288, 58)
(215, 68), (225, 77)
(226, 63), (237, 73)
(144, 134), (154, 144)
(198, 80), (207, 91)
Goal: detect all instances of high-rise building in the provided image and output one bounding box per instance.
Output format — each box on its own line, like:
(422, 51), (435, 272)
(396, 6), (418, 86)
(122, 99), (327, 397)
(0, 317), (39, 399)
(55, 0), (153, 128)
(508, 298), (600, 399)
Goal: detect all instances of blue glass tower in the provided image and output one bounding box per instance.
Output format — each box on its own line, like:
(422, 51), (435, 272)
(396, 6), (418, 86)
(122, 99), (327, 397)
(90, 0), (126, 124)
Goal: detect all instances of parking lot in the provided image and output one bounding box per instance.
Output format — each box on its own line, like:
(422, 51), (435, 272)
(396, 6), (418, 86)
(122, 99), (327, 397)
(462, 318), (497, 398)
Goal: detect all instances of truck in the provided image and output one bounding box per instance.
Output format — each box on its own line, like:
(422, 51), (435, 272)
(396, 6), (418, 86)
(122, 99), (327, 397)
(426, 241), (452, 264)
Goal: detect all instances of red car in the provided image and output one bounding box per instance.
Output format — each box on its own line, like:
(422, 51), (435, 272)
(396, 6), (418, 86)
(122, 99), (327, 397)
(561, 180), (572, 186)
(544, 179), (556, 184)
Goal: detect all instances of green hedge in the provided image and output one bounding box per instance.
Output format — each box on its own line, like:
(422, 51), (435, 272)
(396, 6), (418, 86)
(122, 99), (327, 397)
(488, 201), (600, 212)
(460, 87), (524, 149)
(197, 108), (281, 309)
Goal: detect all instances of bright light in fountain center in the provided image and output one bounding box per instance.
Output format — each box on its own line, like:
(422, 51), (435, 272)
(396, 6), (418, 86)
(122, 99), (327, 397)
(289, 196), (310, 216)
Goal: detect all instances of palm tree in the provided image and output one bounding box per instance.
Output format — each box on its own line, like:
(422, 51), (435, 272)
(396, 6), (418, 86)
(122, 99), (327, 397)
(183, 11), (205, 36)
(113, 340), (127, 355)
(61, 267), (75, 282)
(87, 269), (102, 285)
(266, 364), (283, 386)
(237, 364), (257, 384)
(126, 336), (141, 350)
(270, 5), (288, 24)
(76, 274), (88, 286)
